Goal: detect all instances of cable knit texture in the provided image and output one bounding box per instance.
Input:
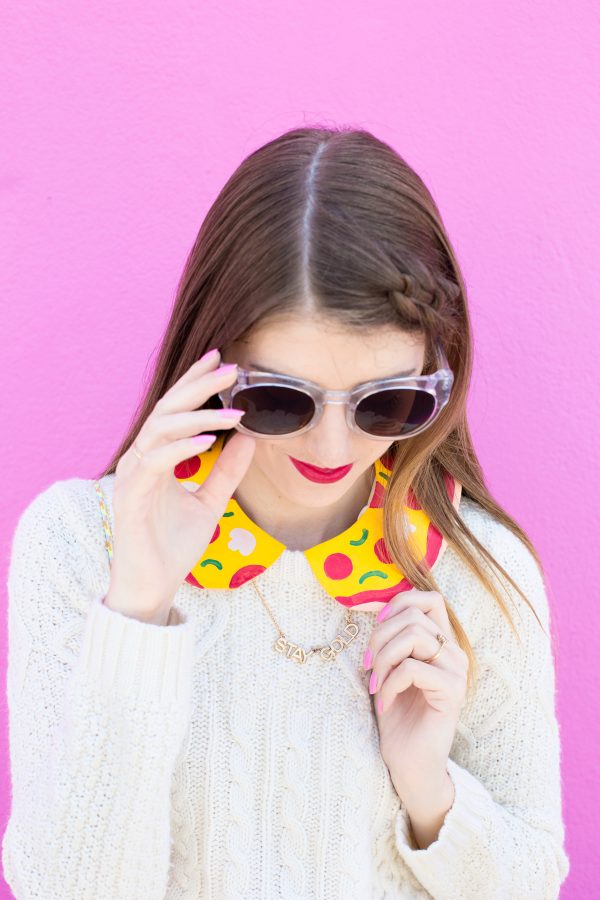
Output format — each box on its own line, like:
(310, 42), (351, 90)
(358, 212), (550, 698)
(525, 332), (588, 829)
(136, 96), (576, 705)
(2, 475), (570, 899)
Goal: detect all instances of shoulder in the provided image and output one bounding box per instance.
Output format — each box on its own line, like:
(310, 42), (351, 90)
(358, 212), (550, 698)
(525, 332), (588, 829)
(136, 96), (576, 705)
(7, 476), (114, 641)
(438, 494), (552, 640)
(10, 476), (111, 557)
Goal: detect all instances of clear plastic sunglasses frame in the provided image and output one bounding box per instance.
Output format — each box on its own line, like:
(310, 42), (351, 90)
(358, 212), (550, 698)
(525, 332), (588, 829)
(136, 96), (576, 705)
(218, 336), (454, 441)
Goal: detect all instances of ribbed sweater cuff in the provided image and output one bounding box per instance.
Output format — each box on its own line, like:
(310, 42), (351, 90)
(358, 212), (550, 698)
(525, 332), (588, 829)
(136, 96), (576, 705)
(394, 756), (492, 871)
(76, 594), (196, 706)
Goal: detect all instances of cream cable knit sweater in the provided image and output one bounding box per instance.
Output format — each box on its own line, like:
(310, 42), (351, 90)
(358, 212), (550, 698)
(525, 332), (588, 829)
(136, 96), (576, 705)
(2, 475), (569, 900)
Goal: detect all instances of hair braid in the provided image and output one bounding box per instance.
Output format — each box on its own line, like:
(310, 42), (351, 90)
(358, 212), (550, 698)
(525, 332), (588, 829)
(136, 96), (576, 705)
(387, 271), (462, 347)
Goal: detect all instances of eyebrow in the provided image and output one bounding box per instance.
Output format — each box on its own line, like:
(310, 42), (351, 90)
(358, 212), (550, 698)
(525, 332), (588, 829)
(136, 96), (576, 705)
(246, 361), (419, 380)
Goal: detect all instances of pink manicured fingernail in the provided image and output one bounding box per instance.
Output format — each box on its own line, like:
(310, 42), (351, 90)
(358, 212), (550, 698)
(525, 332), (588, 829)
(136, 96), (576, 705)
(377, 697), (384, 714)
(369, 671), (378, 694)
(376, 603), (392, 623)
(201, 348), (219, 361)
(192, 434), (217, 444)
(217, 363), (238, 375)
(218, 408), (244, 418)
(363, 647), (373, 670)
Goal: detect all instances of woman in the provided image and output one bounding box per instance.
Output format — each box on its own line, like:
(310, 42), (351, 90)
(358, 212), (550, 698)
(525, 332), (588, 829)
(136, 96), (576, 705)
(2, 127), (569, 899)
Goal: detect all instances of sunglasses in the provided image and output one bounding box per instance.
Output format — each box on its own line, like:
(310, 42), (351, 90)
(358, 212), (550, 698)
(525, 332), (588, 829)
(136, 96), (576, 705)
(217, 337), (454, 441)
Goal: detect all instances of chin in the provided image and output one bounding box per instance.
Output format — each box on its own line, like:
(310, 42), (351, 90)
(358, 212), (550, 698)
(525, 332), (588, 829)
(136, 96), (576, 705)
(282, 482), (350, 507)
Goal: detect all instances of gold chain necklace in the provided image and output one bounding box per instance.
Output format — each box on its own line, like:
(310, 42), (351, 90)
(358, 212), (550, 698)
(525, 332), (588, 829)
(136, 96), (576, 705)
(250, 578), (360, 664)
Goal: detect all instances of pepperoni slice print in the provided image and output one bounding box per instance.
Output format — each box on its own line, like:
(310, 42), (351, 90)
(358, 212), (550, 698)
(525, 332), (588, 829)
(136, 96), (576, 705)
(323, 553), (353, 580)
(229, 565), (267, 588)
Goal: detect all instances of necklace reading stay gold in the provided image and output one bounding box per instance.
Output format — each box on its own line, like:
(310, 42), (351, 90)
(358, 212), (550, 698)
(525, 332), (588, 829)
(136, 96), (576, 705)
(250, 577), (360, 664)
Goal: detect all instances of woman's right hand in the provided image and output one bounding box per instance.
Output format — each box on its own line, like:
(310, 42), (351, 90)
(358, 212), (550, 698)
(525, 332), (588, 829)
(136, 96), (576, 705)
(103, 347), (256, 625)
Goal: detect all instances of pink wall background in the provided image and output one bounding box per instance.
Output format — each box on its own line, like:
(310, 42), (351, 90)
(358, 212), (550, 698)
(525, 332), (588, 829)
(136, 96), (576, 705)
(1, 2), (597, 896)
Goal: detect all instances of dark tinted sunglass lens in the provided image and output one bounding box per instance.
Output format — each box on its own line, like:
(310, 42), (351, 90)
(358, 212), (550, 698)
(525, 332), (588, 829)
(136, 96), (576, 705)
(232, 385), (315, 435)
(355, 389), (436, 437)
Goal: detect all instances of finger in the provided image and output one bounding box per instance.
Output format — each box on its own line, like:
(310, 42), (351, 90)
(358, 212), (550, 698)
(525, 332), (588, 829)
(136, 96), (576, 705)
(119, 433), (220, 498)
(376, 588), (453, 636)
(369, 625), (464, 697)
(165, 347), (222, 392)
(365, 605), (442, 668)
(139, 407), (245, 447)
(378, 657), (466, 714)
(193, 430), (257, 516)
(158, 362), (239, 416)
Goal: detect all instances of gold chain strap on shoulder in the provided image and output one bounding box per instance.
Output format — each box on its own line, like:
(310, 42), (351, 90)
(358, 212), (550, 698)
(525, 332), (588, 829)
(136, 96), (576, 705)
(93, 480), (113, 565)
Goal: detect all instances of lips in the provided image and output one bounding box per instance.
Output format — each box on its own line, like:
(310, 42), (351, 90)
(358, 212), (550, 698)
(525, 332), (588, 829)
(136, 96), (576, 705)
(289, 456), (354, 483)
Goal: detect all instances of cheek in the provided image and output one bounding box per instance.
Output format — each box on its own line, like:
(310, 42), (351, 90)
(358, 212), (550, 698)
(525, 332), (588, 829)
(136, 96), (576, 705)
(360, 439), (395, 470)
(251, 442), (302, 496)
(251, 440), (292, 470)
(260, 441), (301, 471)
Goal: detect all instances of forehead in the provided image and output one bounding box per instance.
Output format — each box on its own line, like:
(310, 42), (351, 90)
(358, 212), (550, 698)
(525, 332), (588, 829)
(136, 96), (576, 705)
(231, 317), (425, 386)
(245, 360), (419, 381)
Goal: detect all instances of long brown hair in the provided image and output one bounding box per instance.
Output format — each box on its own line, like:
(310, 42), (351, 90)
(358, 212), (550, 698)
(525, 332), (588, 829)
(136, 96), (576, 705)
(96, 125), (549, 695)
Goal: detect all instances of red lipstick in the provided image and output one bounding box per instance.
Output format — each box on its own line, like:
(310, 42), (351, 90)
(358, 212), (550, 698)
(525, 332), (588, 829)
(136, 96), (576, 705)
(289, 456), (353, 483)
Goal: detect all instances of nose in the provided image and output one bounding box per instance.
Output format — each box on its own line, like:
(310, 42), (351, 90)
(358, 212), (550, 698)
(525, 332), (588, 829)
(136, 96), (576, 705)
(306, 400), (355, 464)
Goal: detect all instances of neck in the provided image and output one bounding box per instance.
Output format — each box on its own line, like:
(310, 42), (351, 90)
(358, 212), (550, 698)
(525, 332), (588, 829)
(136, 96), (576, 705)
(232, 462), (376, 551)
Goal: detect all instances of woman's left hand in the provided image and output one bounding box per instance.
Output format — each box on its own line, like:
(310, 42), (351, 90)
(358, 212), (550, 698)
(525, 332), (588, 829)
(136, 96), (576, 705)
(365, 588), (469, 795)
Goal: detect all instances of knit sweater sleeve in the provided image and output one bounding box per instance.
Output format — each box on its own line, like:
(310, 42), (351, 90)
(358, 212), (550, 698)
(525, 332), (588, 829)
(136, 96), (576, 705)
(391, 509), (570, 899)
(1, 478), (197, 900)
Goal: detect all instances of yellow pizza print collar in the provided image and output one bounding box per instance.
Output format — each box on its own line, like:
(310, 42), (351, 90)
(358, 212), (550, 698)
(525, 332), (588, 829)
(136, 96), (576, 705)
(175, 433), (462, 612)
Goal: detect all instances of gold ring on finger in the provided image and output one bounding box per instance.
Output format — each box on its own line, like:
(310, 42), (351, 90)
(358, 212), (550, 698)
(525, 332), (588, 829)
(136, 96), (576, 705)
(424, 632), (448, 664)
